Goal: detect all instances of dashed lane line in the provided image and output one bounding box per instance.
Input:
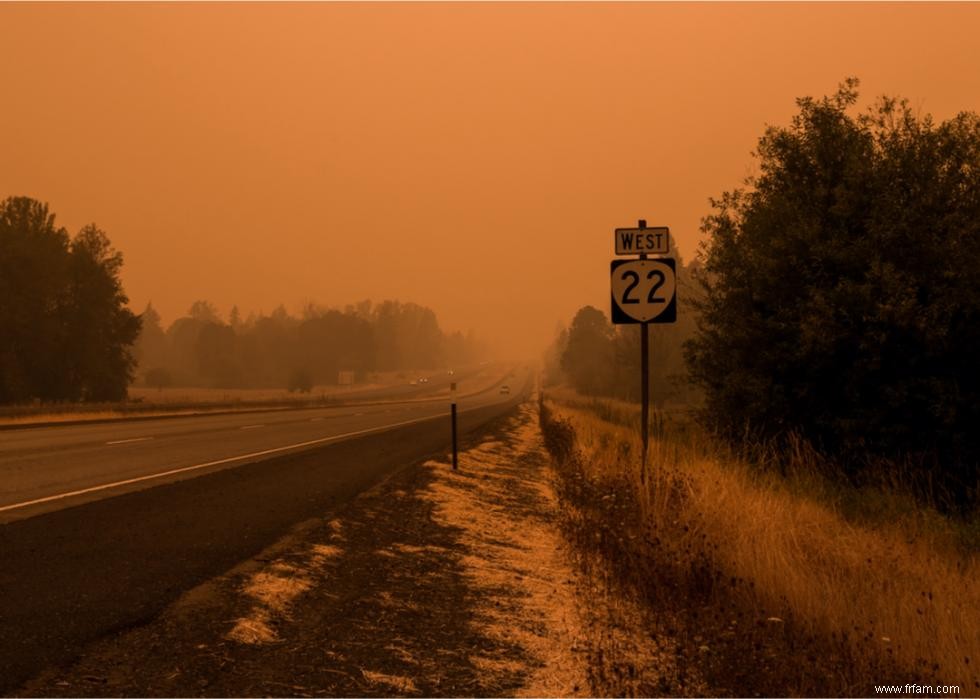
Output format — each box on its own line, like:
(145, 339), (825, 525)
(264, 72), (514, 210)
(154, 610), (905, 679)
(0, 413), (448, 515)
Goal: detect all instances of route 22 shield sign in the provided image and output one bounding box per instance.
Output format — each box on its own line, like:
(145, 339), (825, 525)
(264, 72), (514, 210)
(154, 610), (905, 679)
(610, 258), (677, 324)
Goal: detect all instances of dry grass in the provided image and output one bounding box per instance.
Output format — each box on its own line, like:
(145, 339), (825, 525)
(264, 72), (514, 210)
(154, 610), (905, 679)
(543, 387), (980, 694)
(421, 408), (593, 697)
(226, 520), (345, 646)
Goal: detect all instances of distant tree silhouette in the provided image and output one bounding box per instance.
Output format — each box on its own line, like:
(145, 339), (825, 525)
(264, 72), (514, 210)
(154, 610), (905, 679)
(144, 367), (173, 391)
(228, 305), (243, 332)
(561, 306), (615, 396)
(195, 321), (241, 388)
(134, 297), (484, 391)
(188, 300), (221, 324)
(135, 303), (169, 372)
(541, 323), (568, 388)
(686, 79), (980, 506)
(372, 301), (446, 371)
(0, 197), (140, 403)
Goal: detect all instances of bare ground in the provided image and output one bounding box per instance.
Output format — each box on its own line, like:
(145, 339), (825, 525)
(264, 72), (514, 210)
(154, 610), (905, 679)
(16, 399), (697, 697)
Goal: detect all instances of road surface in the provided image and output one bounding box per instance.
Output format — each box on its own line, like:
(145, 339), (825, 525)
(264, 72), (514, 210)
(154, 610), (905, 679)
(0, 364), (511, 523)
(0, 365), (530, 693)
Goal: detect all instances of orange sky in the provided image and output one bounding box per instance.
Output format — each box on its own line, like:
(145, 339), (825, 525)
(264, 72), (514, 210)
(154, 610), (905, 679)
(2, 3), (979, 357)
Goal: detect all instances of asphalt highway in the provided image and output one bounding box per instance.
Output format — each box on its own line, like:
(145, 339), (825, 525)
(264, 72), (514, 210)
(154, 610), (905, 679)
(0, 365), (531, 693)
(0, 365), (512, 523)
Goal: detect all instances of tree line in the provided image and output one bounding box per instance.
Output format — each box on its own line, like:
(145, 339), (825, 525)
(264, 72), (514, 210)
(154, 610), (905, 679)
(0, 195), (486, 404)
(134, 299), (486, 391)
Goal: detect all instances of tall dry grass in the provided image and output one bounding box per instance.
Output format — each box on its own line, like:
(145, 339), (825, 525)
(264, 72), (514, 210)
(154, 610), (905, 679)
(543, 387), (980, 694)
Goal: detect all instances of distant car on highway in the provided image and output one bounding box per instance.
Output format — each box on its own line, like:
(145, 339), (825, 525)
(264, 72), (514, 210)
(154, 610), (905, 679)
(499, 384), (510, 395)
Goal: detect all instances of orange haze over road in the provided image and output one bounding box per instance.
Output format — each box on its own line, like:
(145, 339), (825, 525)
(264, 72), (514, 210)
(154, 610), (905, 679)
(2, 3), (978, 356)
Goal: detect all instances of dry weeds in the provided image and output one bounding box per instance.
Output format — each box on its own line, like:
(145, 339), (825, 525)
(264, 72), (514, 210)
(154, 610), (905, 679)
(420, 406), (592, 697)
(542, 387), (980, 695)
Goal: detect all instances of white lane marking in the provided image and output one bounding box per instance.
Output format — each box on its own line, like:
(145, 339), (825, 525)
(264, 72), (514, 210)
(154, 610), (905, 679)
(0, 413), (445, 514)
(240, 424), (265, 430)
(106, 437), (154, 446)
(353, 412), (365, 416)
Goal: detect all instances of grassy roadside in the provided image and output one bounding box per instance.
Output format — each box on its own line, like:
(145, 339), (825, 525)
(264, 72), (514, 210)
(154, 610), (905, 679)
(540, 387), (980, 697)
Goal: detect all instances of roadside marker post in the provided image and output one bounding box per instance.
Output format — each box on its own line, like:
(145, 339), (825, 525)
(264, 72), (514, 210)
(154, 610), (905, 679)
(610, 219), (677, 476)
(450, 381), (458, 470)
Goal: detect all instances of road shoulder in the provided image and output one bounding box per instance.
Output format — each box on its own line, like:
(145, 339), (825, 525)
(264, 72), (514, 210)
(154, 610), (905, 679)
(17, 398), (685, 697)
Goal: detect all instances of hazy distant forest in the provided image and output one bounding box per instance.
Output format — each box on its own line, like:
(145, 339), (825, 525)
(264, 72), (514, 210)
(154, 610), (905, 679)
(548, 80), (980, 509)
(134, 298), (485, 391)
(0, 196), (485, 403)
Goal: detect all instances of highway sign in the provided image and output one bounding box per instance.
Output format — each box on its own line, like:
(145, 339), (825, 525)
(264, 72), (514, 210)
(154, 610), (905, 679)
(610, 258), (677, 324)
(615, 226), (669, 255)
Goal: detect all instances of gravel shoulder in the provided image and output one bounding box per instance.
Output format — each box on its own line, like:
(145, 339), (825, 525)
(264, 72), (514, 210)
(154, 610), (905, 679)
(17, 398), (691, 697)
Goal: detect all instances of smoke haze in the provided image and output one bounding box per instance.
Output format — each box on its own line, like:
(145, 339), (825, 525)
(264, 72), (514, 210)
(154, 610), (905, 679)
(2, 3), (978, 356)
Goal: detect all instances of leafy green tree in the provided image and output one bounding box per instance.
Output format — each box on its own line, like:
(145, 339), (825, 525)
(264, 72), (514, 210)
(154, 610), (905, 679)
(686, 79), (980, 503)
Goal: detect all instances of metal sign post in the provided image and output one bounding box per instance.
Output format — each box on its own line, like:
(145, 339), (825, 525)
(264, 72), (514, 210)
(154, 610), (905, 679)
(450, 381), (458, 470)
(610, 219), (677, 477)
(639, 224), (650, 470)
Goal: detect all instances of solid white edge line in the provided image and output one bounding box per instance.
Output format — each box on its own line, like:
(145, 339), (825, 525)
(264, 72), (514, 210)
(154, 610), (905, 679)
(239, 424), (265, 430)
(105, 437), (154, 446)
(0, 411), (454, 514)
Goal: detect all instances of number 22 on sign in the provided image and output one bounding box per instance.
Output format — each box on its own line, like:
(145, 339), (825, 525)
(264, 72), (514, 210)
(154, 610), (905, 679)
(610, 258), (677, 324)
